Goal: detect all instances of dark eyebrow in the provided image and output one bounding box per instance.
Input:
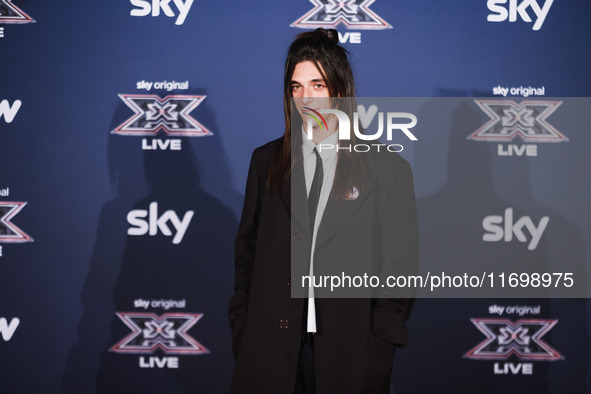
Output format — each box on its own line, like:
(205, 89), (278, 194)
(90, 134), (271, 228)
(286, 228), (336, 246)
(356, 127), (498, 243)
(290, 78), (325, 85)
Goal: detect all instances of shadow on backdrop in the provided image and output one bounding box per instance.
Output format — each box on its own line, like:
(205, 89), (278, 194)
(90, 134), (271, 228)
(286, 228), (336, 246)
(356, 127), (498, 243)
(391, 91), (588, 394)
(62, 89), (240, 393)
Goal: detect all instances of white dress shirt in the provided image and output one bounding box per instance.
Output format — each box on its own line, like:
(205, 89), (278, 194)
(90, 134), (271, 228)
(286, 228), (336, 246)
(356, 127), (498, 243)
(301, 129), (339, 333)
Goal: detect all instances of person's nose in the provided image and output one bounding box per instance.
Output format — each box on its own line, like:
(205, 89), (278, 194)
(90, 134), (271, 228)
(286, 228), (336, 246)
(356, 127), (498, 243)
(301, 90), (313, 105)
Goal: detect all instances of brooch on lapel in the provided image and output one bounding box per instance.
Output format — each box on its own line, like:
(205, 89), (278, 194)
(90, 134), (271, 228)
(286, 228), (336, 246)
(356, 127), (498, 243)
(345, 187), (359, 201)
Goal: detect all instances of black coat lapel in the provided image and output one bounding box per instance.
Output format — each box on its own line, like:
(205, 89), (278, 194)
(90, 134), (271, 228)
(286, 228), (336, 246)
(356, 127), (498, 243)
(285, 160), (311, 234)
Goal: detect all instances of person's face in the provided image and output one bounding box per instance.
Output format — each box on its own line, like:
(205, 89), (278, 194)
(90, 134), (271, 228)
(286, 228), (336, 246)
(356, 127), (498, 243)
(290, 61), (333, 135)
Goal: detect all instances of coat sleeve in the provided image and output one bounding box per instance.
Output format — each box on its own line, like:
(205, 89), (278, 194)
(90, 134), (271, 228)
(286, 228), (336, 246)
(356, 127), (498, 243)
(228, 151), (261, 356)
(372, 159), (418, 346)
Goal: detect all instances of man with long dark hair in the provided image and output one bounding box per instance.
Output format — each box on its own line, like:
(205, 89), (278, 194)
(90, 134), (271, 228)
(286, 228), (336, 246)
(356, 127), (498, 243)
(229, 28), (417, 393)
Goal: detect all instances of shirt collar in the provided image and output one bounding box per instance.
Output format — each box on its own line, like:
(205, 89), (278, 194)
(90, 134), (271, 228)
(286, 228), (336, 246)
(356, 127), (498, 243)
(301, 128), (339, 161)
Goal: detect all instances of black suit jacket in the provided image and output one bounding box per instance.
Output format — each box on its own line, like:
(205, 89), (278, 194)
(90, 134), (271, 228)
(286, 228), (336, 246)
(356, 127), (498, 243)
(229, 138), (418, 394)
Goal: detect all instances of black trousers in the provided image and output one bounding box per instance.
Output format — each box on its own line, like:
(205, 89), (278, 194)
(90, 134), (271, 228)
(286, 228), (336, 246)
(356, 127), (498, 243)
(294, 332), (316, 394)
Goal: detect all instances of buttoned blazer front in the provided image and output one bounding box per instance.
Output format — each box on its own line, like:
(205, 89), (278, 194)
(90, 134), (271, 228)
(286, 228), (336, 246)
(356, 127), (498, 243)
(229, 137), (418, 394)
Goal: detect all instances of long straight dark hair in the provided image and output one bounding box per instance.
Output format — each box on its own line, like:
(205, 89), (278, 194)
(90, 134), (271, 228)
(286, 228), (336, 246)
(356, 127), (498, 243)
(267, 28), (366, 200)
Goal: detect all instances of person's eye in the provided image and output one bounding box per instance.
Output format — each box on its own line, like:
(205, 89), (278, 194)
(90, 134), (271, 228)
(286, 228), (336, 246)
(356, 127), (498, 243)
(314, 83), (325, 89)
(292, 84), (301, 91)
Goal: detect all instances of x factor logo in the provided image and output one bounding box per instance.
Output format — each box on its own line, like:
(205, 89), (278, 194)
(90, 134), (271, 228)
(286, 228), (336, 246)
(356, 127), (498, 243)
(0, 0), (34, 23)
(112, 94), (212, 137)
(469, 99), (567, 143)
(464, 318), (562, 361)
(0, 202), (33, 243)
(291, 0), (392, 30)
(111, 312), (209, 355)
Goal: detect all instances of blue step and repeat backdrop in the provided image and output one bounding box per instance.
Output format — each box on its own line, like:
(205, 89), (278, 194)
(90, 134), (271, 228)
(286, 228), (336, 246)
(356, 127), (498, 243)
(1, 0), (590, 393)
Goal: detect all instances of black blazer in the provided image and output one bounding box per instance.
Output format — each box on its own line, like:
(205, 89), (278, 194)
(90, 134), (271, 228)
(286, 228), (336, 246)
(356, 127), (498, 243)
(229, 138), (418, 394)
